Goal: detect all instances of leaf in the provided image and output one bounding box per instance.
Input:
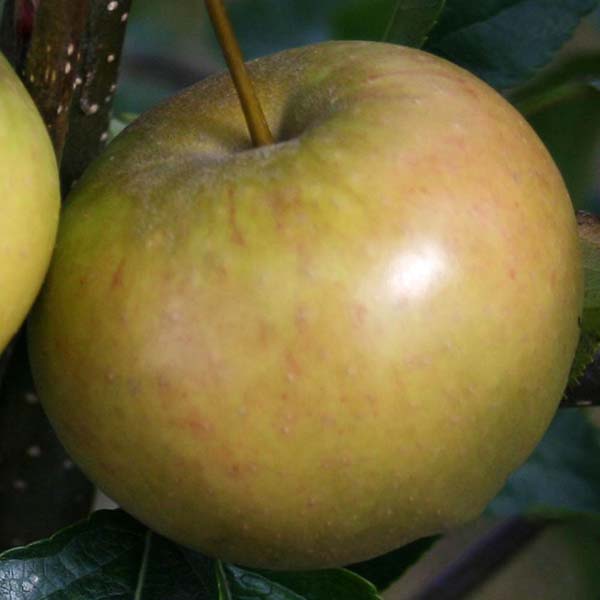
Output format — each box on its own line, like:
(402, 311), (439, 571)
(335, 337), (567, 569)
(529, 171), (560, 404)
(0, 510), (218, 599)
(425, 0), (600, 90)
(509, 55), (600, 214)
(488, 410), (600, 516)
(329, 0), (398, 43)
(567, 213), (600, 388)
(383, 0), (447, 46)
(509, 54), (600, 117)
(347, 536), (439, 591)
(219, 564), (381, 600)
(0, 510), (386, 600)
(329, 0), (446, 47)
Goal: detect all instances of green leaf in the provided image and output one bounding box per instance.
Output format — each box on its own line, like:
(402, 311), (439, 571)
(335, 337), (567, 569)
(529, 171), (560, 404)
(510, 54), (600, 118)
(330, 0), (446, 47)
(510, 56), (600, 213)
(383, 0), (447, 46)
(0, 510), (218, 599)
(329, 0), (398, 43)
(425, 0), (600, 90)
(348, 536), (439, 591)
(568, 213), (600, 385)
(219, 564), (381, 600)
(488, 410), (600, 516)
(0, 510), (386, 600)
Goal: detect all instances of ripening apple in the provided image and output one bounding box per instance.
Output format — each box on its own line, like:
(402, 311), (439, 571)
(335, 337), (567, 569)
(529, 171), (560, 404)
(0, 53), (60, 352)
(28, 41), (582, 570)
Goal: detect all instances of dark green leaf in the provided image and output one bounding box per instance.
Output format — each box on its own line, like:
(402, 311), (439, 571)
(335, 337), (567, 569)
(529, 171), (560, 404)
(219, 564), (381, 600)
(348, 536), (439, 591)
(0, 510), (386, 599)
(0, 510), (219, 599)
(509, 55), (600, 214)
(510, 54), (600, 118)
(329, 0), (397, 42)
(383, 0), (447, 46)
(425, 0), (600, 90)
(488, 410), (600, 516)
(330, 0), (446, 46)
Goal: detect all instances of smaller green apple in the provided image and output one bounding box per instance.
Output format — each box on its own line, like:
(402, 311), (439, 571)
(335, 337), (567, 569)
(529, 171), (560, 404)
(0, 52), (60, 352)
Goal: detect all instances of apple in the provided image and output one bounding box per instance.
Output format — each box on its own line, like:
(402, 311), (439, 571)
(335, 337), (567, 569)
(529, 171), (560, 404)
(28, 41), (582, 570)
(0, 52), (60, 353)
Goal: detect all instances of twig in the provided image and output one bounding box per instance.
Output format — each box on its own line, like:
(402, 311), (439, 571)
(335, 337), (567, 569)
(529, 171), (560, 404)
(61, 0), (132, 191)
(23, 0), (90, 160)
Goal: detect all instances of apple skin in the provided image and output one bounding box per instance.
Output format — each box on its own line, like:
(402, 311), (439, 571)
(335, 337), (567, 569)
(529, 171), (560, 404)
(29, 41), (582, 569)
(0, 52), (60, 352)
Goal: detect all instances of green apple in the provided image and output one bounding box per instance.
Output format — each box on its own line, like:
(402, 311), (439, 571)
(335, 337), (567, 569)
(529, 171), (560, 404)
(0, 52), (60, 353)
(29, 41), (582, 570)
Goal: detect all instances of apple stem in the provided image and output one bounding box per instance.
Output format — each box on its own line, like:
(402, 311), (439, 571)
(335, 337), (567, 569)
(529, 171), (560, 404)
(204, 0), (274, 147)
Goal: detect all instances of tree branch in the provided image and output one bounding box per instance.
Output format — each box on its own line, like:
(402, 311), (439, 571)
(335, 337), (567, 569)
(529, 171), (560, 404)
(61, 0), (132, 191)
(23, 0), (90, 160)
